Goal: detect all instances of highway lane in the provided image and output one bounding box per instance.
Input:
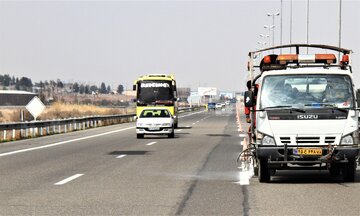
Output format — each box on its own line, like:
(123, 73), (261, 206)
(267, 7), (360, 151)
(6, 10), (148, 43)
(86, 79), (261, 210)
(0, 108), (245, 215)
(1, 105), (359, 215)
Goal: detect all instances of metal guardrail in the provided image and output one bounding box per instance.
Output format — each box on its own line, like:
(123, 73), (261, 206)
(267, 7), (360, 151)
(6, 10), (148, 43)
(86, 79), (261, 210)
(0, 106), (202, 142)
(0, 114), (136, 142)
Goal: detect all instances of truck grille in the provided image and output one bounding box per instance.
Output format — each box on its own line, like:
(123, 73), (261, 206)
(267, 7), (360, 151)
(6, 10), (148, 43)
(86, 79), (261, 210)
(279, 136), (337, 145)
(296, 137), (319, 144)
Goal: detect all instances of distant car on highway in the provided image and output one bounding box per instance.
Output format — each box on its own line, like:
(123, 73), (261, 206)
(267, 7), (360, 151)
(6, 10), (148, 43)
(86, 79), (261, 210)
(215, 103), (223, 109)
(136, 108), (175, 138)
(207, 102), (216, 110)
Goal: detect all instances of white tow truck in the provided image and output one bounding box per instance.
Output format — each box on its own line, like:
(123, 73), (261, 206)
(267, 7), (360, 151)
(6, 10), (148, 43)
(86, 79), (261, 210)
(244, 44), (359, 182)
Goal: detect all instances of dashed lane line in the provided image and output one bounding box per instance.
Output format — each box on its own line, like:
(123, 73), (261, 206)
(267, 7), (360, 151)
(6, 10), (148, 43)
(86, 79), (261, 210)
(146, 141), (157, 146)
(116, 154), (127, 159)
(54, 174), (84, 185)
(179, 110), (206, 118)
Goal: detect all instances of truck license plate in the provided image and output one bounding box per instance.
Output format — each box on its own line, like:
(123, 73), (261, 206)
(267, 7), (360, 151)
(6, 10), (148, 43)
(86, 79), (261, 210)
(149, 127), (160, 131)
(293, 148), (322, 155)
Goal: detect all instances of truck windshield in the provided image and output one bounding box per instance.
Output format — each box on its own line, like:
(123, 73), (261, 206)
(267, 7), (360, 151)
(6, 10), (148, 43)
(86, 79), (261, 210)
(260, 75), (354, 109)
(137, 80), (174, 105)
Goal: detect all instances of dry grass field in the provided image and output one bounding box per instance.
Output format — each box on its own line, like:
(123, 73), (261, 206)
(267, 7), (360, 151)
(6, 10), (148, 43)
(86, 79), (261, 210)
(0, 102), (135, 123)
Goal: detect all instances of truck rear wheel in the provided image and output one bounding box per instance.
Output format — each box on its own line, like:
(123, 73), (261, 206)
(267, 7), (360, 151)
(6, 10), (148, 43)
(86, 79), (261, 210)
(342, 160), (356, 182)
(258, 159), (271, 183)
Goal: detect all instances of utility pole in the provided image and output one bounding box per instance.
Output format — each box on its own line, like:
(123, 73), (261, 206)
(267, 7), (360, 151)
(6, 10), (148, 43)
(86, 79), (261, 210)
(306, 0), (310, 54)
(290, 0), (293, 52)
(280, 0), (283, 53)
(338, 0), (342, 60)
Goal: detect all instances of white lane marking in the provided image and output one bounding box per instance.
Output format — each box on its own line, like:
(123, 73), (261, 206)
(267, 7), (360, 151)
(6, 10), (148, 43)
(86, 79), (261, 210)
(234, 162), (254, 186)
(0, 126), (135, 158)
(179, 110), (206, 118)
(146, 141), (157, 146)
(55, 174), (84, 185)
(192, 123), (196, 125)
(116, 154), (127, 159)
(196, 121), (199, 123)
(176, 129), (183, 132)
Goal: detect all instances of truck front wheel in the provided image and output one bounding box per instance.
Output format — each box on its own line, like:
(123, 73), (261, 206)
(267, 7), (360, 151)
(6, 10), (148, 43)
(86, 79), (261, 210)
(342, 160), (356, 182)
(258, 159), (271, 183)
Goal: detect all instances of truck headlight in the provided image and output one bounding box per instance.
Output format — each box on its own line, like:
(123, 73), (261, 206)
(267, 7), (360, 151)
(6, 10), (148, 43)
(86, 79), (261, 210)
(137, 123), (144, 127)
(262, 135), (276, 145)
(161, 123), (171, 127)
(341, 134), (354, 145)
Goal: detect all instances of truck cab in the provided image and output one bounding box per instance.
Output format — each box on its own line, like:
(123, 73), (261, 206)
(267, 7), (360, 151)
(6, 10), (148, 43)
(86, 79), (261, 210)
(245, 44), (359, 182)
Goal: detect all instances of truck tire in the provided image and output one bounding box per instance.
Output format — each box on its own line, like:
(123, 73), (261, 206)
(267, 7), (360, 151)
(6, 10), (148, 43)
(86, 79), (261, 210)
(137, 134), (144, 139)
(253, 166), (259, 177)
(258, 159), (271, 183)
(174, 122), (178, 129)
(342, 160), (356, 182)
(329, 164), (341, 176)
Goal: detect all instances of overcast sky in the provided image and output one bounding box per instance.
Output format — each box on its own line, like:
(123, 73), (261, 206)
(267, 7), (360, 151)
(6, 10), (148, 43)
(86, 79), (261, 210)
(0, 0), (359, 92)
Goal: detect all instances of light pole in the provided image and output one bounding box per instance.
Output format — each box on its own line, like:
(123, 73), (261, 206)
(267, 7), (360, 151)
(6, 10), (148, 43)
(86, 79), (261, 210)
(290, 0), (293, 52)
(257, 41), (267, 60)
(257, 41), (267, 47)
(338, 0), (342, 60)
(267, 12), (280, 47)
(280, 1), (283, 47)
(306, 0), (310, 53)
(264, 25), (275, 53)
(260, 34), (270, 47)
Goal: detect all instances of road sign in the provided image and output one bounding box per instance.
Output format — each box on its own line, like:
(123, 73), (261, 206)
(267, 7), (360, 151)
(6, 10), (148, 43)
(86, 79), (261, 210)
(198, 87), (217, 96)
(26, 96), (45, 121)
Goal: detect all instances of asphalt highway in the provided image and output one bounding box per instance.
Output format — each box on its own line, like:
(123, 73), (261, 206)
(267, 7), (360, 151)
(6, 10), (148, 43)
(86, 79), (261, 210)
(0, 106), (359, 215)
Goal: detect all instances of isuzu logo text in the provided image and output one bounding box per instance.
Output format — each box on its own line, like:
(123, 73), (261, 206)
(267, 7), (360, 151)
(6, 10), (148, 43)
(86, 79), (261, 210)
(297, 114), (319, 120)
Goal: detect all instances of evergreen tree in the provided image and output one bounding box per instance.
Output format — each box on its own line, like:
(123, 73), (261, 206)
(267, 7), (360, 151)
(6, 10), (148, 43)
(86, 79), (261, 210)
(117, 84), (124, 94)
(100, 82), (107, 94)
(90, 85), (98, 93)
(73, 82), (79, 93)
(57, 79), (64, 88)
(85, 85), (90, 94)
(2, 75), (11, 86)
(79, 84), (85, 94)
(18, 77), (33, 91)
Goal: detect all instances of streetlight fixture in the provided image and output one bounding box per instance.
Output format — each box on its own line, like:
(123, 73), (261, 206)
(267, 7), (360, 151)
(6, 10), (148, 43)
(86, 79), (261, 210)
(257, 41), (267, 60)
(257, 41), (267, 47)
(267, 12), (280, 47)
(260, 34), (270, 46)
(264, 25), (275, 53)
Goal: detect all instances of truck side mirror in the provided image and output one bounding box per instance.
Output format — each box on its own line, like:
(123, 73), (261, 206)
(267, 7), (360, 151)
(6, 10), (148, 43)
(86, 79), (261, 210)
(244, 91), (254, 107)
(133, 84), (136, 91)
